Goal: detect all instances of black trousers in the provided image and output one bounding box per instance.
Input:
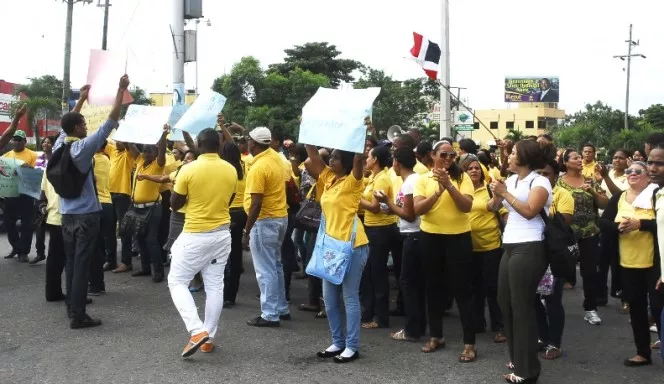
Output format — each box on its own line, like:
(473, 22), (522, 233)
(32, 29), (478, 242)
(45, 224), (66, 301)
(89, 203), (114, 292)
(281, 208), (299, 300)
(35, 221), (46, 257)
(420, 231), (475, 344)
(304, 230), (322, 306)
(472, 248), (504, 332)
(535, 277), (565, 348)
(62, 213), (101, 321)
(224, 208), (247, 303)
(111, 193), (132, 266)
(362, 224), (402, 327)
(5, 194), (35, 255)
(159, 190), (171, 262)
(135, 204), (163, 275)
(578, 235), (599, 311)
(622, 267), (656, 359)
(400, 232), (426, 338)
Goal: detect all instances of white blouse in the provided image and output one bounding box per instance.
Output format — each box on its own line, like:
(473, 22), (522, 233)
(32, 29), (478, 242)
(502, 172), (553, 244)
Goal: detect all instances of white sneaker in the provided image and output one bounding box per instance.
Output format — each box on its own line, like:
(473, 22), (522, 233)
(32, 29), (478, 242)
(584, 310), (602, 325)
(650, 325), (658, 333)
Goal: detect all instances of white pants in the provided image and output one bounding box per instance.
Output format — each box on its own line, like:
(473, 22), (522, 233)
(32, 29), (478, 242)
(168, 228), (231, 339)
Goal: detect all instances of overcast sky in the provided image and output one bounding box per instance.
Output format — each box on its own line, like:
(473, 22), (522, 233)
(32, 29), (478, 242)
(3, 0), (663, 115)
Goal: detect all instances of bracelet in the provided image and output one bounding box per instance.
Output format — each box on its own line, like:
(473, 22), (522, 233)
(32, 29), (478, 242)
(510, 197), (517, 206)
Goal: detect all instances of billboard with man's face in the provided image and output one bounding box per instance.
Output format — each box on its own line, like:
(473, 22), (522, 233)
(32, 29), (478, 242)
(504, 77), (559, 103)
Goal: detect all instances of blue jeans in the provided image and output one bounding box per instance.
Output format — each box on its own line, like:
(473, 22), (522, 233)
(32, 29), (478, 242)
(323, 245), (369, 352)
(250, 217), (289, 322)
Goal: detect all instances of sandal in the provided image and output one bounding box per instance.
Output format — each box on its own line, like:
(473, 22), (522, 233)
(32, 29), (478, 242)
(504, 373), (538, 383)
(651, 340), (661, 349)
(506, 362), (515, 370)
(494, 332), (507, 343)
(389, 329), (417, 342)
(541, 345), (562, 360)
(458, 345), (477, 363)
(421, 337), (445, 353)
(361, 321), (382, 329)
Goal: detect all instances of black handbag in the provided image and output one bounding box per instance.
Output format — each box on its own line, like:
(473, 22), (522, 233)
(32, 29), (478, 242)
(295, 185), (321, 232)
(119, 170), (159, 238)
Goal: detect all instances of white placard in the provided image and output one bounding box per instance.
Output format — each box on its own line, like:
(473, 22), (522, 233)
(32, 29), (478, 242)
(113, 105), (172, 145)
(174, 90), (226, 135)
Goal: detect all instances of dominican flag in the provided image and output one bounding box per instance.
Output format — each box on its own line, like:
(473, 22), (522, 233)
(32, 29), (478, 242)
(409, 32), (441, 80)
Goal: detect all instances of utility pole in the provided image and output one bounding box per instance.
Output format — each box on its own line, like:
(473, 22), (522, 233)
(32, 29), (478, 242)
(439, 0), (451, 139)
(171, 0), (185, 106)
(60, 0), (92, 116)
(98, 0), (111, 50)
(613, 24), (646, 130)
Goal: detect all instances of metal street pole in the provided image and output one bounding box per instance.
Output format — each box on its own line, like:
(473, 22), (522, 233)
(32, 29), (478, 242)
(61, 0), (74, 115)
(172, 0), (185, 106)
(613, 24), (645, 131)
(195, 20), (199, 96)
(99, 0), (111, 50)
(439, 0), (451, 139)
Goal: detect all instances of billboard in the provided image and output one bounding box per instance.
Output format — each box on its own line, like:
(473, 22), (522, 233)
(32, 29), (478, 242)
(504, 77), (559, 103)
(453, 110), (474, 131)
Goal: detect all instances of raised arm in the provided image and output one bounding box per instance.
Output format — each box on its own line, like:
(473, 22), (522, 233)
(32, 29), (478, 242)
(157, 125), (168, 167)
(109, 75), (130, 122)
(72, 85), (90, 113)
(304, 144), (325, 179)
(216, 114), (233, 144)
(351, 153), (364, 181)
(182, 131), (196, 151)
(0, 104), (27, 150)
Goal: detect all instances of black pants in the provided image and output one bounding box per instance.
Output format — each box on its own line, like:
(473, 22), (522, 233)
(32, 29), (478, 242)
(400, 232), (426, 338)
(578, 235), (599, 311)
(224, 208), (247, 303)
(62, 213), (101, 321)
(35, 221), (46, 257)
(111, 193), (132, 266)
(5, 194), (35, 255)
(420, 231), (475, 344)
(622, 267), (656, 359)
(597, 233), (618, 299)
(304, 230), (322, 306)
(45, 224), (66, 301)
(535, 277), (565, 348)
(89, 203), (114, 292)
(473, 248), (504, 332)
(281, 208), (299, 300)
(362, 224), (402, 327)
(159, 190), (171, 262)
(135, 204), (163, 275)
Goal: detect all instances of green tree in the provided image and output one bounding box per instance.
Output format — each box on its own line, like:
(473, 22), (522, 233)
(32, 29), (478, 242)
(212, 56), (265, 126)
(120, 86), (154, 119)
(638, 104), (664, 130)
(503, 128), (525, 142)
(268, 42), (361, 88)
(13, 75), (63, 147)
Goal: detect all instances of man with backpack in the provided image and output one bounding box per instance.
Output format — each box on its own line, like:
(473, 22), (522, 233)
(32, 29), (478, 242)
(48, 75), (130, 329)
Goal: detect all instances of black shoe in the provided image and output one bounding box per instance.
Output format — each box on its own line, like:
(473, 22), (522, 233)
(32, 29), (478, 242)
(223, 301), (236, 308)
(152, 272), (164, 283)
(317, 349), (343, 358)
(46, 293), (66, 302)
(17, 254), (29, 263)
(29, 254), (46, 265)
(623, 357), (652, 367)
(597, 298), (609, 307)
(132, 270), (151, 277)
(333, 350), (360, 363)
(88, 289), (105, 296)
(246, 316), (280, 327)
(4, 251), (17, 259)
(279, 313), (292, 321)
(70, 315), (102, 329)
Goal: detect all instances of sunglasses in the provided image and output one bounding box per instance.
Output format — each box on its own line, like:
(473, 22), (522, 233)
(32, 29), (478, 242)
(438, 151), (456, 160)
(647, 160), (664, 167)
(625, 168), (644, 176)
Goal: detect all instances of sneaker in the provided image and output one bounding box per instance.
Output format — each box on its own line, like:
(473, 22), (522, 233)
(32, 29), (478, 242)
(584, 310), (602, 325)
(650, 325), (658, 333)
(182, 331), (210, 357)
(200, 342), (214, 353)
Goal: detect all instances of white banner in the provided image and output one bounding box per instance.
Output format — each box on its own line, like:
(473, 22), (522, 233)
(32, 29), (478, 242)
(113, 105), (172, 145)
(174, 90), (226, 135)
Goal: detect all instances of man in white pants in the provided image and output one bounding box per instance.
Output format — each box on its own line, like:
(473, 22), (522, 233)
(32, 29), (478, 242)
(168, 128), (238, 357)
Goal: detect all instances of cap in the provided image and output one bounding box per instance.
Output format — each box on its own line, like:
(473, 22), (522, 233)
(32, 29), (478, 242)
(248, 127), (272, 145)
(12, 130), (26, 140)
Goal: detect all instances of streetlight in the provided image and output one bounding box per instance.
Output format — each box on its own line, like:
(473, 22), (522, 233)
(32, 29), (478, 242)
(194, 18), (211, 96)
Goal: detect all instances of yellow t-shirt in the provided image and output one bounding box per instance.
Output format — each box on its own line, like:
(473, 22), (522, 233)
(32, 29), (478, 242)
(480, 163), (491, 183)
(550, 186), (575, 216)
(241, 153), (253, 170)
(489, 167), (503, 182)
(160, 154), (181, 193)
(414, 171), (474, 234)
(3, 149), (37, 167)
(582, 161), (597, 179)
(93, 153), (112, 204)
(616, 193), (655, 268)
(106, 143), (135, 195)
(230, 160), (248, 209)
(469, 185), (505, 252)
(363, 168), (398, 227)
(168, 169), (186, 214)
(318, 167), (368, 248)
(133, 156), (164, 204)
(41, 172), (61, 226)
(243, 148), (288, 220)
(173, 153), (237, 233)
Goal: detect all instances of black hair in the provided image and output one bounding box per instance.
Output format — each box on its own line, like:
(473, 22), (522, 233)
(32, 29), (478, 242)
(366, 136), (378, 149)
(220, 142), (243, 180)
(184, 149), (198, 160)
(271, 131), (283, 144)
(320, 149), (331, 166)
(458, 138), (477, 154)
(538, 133), (553, 142)
(61, 112), (85, 134)
(394, 134), (416, 150)
(647, 132), (664, 146)
(525, 135), (538, 141)
(613, 148), (632, 159)
(393, 146), (416, 169)
(294, 143), (308, 163)
(515, 139), (549, 170)
(197, 128), (221, 154)
(416, 141), (433, 157)
(440, 136), (455, 144)
(558, 147), (577, 172)
(459, 157), (484, 184)
(44, 135), (58, 145)
(581, 143), (596, 153)
(370, 145), (392, 168)
(433, 141), (463, 183)
(476, 151), (491, 169)
(333, 149), (355, 175)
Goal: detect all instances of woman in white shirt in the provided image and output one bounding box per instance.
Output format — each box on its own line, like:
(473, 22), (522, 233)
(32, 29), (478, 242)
(489, 140), (553, 384)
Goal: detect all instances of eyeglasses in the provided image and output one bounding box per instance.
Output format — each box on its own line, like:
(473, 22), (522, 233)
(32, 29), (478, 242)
(625, 168), (644, 175)
(438, 152), (456, 160)
(647, 160), (664, 167)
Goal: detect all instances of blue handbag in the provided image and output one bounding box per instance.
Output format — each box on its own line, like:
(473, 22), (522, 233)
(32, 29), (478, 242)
(306, 213), (359, 285)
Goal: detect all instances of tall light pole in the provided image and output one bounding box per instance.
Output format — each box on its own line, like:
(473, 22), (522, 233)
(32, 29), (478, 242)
(171, 0), (185, 106)
(613, 24), (646, 131)
(98, 0), (111, 50)
(60, 0), (92, 115)
(439, 0), (451, 139)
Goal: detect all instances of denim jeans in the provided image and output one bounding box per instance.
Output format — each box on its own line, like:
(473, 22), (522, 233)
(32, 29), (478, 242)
(62, 212), (101, 321)
(323, 245), (369, 352)
(250, 217), (289, 322)
(5, 194), (36, 255)
(135, 204), (163, 275)
(111, 193), (133, 266)
(89, 203), (114, 291)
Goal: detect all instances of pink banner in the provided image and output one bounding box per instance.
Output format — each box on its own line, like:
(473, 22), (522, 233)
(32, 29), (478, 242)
(86, 50), (133, 106)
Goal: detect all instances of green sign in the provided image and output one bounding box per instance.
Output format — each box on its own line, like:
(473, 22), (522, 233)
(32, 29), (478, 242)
(455, 124), (475, 132)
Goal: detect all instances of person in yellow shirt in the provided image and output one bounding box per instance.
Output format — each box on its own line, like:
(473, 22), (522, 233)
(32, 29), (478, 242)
(243, 127), (290, 327)
(581, 143), (597, 179)
(40, 170), (65, 302)
(159, 151), (182, 265)
(107, 140), (137, 272)
(304, 143), (369, 363)
(167, 128), (238, 357)
(413, 140), (476, 361)
(459, 154), (506, 344)
(129, 128), (168, 282)
(359, 145), (400, 329)
(89, 143), (114, 295)
(0, 106), (38, 262)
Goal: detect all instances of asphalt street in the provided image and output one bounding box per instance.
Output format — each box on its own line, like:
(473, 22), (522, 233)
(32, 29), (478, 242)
(0, 233), (662, 384)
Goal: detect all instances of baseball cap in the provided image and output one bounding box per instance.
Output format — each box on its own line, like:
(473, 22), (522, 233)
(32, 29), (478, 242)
(13, 130), (26, 140)
(248, 127), (272, 145)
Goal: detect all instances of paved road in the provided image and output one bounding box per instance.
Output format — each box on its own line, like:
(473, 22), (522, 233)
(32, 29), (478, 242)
(0, 234), (662, 384)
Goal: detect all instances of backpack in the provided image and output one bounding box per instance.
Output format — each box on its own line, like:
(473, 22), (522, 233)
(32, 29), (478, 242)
(540, 210), (579, 279)
(46, 143), (89, 199)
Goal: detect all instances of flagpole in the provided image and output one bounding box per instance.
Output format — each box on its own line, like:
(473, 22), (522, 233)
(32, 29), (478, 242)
(439, 0), (451, 139)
